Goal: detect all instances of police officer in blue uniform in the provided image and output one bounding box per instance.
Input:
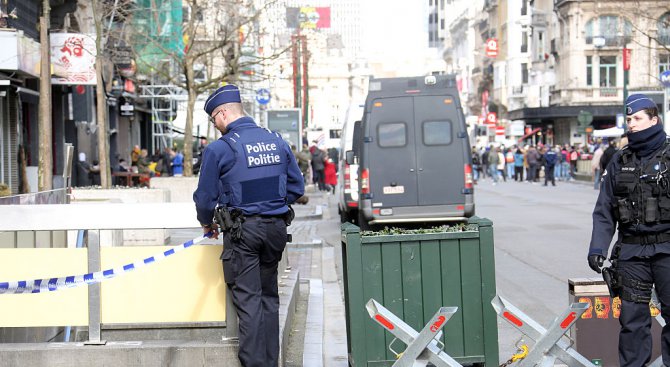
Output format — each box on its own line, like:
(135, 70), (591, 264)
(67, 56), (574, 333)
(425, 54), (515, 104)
(588, 93), (670, 366)
(193, 84), (305, 367)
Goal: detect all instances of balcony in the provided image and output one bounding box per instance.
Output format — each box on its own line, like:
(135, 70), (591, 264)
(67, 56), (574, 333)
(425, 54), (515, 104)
(599, 87), (618, 98)
(0, 29), (40, 77)
(511, 85), (524, 97)
(549, 86), (622, 105)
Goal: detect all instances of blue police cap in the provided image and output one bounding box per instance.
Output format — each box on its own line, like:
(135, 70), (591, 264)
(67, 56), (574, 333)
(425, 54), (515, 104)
(626, 93), (656, 115)
(204, 84), (241, 115)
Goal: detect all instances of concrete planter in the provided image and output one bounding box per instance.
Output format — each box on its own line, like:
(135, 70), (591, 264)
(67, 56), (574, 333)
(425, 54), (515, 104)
(70, 188), (171, 246)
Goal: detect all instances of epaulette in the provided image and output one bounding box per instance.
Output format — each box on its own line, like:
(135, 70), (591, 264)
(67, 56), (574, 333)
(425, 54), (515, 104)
(620, 145), (632, 164)
(264, 127), (281, 139)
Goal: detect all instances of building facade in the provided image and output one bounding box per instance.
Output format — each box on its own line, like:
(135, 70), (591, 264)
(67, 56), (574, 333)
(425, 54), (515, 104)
(442, 0), (670, 148)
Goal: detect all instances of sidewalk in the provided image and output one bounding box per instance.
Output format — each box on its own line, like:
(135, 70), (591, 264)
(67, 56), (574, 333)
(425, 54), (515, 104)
(285, 186), (348, 367)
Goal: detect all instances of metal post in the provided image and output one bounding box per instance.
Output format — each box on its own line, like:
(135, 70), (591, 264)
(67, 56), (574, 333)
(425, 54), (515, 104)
(623, 45), (629, 131)
(224, 287), (238, 340)
(491, 295), (595, 367)
(365, 299), (462, 367)
(85, 229), (106, 345)
(665, 86), (669, 127)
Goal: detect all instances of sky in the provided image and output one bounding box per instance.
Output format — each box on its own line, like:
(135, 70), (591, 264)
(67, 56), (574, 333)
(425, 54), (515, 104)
(362, 0), (429, 58)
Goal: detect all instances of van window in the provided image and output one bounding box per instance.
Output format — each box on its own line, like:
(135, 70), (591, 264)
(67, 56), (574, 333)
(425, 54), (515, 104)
(378, 122), (407, 147)
(422, 120), (452, 146)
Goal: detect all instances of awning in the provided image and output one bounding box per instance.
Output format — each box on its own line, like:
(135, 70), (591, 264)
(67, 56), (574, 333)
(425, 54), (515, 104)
(592, 127), (625, 138)
(517, 128), (541, 143)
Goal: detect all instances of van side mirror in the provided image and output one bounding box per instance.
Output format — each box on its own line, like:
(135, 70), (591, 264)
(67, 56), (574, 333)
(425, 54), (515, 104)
(352, 120), (362, 156)
(345, 150), (355, 165)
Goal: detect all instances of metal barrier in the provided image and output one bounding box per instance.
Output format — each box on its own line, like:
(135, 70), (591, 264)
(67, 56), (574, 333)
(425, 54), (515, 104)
(0, 202), (235, 344)
(365, 298), (462, 367)
(0, 188), (69, 205)
(491, 295), (596, 367)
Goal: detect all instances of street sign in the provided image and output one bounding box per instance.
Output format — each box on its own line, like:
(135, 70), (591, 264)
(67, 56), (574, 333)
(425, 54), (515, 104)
(266, 109), (301, 149)
(577, 110), (593, 125)
(616, 113), (625, 128)
(661, 70), (670, 88)
(486, 112), (497, 125)
(623, 48), (631, 71)
(485, 38), (498, 58)
(255, 88), (271, 105)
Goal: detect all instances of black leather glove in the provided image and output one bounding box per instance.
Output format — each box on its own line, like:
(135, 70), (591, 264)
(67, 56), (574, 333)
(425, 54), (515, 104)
(588, 254), (606, 273)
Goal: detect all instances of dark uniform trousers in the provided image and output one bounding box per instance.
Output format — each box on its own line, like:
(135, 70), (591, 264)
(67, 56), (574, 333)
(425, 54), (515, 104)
(221, 215), (288, 367)
(618, 253), (670, 366)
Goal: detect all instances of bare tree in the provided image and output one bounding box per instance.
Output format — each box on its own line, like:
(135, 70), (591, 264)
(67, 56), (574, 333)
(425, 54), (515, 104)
(125, 0), (286, 176)
(38, 0), (53, 191)
(91, 0), (112, 188)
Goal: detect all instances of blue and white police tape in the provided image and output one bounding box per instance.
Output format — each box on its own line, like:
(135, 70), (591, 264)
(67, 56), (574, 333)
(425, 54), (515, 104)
(0, 232), (214, 295)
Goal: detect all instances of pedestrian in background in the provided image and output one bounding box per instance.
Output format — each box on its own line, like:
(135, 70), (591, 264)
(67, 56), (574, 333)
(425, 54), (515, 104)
(588, 94), (670, 366)
(526, 145), (540, 183)
(471, 147), (481, 184)
(543, 145), (557, 186)
(311, 147), (326, 191)
(487, 145), (499, 185)
(561, 145), (571, 181)
(481, 146), (489, 179)
(505, 147), (515, 181)
(296, 144), (311, 183)
(324, 157), (337, 194)
(591, 142), (605, 190)
(172, 150), (184, 177)
(194, 84), (304, 367)
(496, 147), (506, 182)
(513, 147), (524, 181)
(569, 146), (579, 179)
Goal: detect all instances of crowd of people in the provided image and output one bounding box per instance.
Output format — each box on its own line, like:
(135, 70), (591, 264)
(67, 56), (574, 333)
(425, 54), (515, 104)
(292, 142), (339, 194)
(471, 140), (620, 188)
(122, 145), (185, 178)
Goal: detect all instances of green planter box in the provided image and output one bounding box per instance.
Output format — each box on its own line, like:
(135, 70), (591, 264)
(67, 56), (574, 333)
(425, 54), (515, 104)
(341, 218), (499, 366)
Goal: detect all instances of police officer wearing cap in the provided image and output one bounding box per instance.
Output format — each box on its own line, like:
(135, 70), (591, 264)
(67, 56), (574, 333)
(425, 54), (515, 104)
(588, 93), (670, 365)
(193, 84), (304, 367)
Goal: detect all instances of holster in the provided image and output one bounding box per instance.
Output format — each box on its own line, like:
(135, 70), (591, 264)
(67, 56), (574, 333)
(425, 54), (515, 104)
(214, 207), (245, 241)
(602, 266), (622, 299)
(284, 206), (295, 226)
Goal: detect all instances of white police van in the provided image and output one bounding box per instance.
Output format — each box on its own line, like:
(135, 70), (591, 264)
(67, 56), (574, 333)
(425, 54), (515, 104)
(346, 75), (474, 229)
(338, 102), (365, 223)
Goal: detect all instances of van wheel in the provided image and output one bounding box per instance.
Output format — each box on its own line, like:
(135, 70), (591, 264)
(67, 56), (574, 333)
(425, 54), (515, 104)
(358, 212), (374, 231)
(340, 210), (350, 223)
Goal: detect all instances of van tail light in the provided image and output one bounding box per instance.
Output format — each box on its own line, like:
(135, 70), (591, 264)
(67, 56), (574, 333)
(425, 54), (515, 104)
(344, 164), (351, 190)
(464, 164), (473, 189)
(361, 168), (370, 195)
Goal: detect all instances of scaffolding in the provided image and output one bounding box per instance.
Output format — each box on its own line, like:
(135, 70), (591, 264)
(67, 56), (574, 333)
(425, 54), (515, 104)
(139, 85), (187, 153)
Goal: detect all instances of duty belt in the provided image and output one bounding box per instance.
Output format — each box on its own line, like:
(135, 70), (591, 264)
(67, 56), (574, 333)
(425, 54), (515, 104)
(622, 233), (670, 245)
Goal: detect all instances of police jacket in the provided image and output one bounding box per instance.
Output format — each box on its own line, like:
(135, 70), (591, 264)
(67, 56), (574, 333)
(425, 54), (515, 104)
(590, 125), (670, 260)
(544, 150), (557, 167)
(193, 117), (305, 225)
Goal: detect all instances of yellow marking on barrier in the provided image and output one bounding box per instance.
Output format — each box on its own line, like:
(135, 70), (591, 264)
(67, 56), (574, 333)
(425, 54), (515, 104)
(0, 248), (89, 327)
(101, 245), (226, 324)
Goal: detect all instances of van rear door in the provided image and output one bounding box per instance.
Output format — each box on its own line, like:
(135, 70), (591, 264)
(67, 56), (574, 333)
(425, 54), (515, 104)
(367, 97), (419, 207)
(413, 95), (465, 205)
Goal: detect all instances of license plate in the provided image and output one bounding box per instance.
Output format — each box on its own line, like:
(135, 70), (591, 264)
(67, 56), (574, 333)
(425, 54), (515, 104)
(383, 185), (404, 194)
